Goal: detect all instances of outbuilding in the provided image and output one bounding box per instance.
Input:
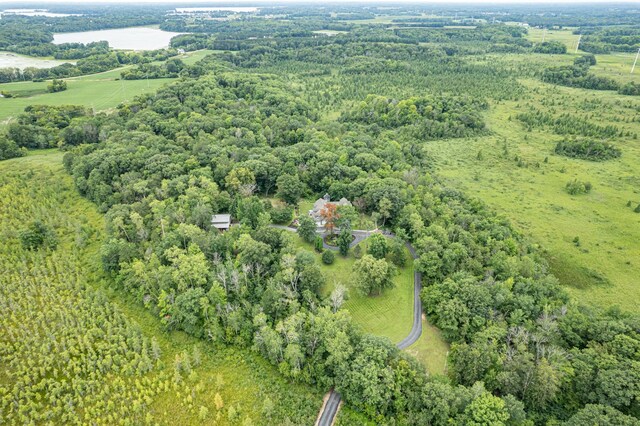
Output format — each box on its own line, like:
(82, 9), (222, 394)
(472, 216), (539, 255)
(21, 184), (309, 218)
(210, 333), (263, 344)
(211, 214), (231, 231)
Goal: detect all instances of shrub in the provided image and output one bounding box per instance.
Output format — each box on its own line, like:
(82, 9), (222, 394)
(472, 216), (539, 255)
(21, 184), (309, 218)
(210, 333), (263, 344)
(0, 136), (27, 160)
(619, 81), (640, 96)
(47, 79), (67, 93)
(19, 220), (58, 250)
(367, 234), (388, 259)
(555, 138), (621, 161)
(353, 245), (363, 259)
(533, 41), (567, 54)
(322, 250), (335, 265)
(390, 239), (407, 267)
(314, 235), (324, 253)
(565, 179), (592, 195)
(270, 205), (293, 224)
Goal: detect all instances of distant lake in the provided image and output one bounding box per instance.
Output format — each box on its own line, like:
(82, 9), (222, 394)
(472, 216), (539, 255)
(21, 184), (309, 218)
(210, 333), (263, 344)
(0, 52), (73, 70)
(174, 7), (258, 13)
(53, 27), (184, 51)
(1, 9), (79, 17)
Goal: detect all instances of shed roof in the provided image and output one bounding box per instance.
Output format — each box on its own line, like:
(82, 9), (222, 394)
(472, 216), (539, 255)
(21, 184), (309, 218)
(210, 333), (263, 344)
(211, 214), (231, 229)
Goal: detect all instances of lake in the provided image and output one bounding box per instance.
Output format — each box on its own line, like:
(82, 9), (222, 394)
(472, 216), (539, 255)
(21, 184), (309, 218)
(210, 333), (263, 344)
(174, 7), (259, 13)
(53, 27), (184, 51)
(1, 9), (79, 17)
(0, 52), (73, 70)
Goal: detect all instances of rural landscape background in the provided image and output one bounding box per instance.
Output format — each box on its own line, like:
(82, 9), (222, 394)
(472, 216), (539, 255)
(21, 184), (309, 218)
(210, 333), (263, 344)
(0, 2), (639, 425)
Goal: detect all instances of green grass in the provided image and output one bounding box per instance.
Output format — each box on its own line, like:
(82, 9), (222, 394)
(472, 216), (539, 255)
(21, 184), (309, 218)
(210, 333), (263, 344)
(290, 233), (449, 374)
(424, 76), (640, 313)
(0, 150), (322, 425)
(291, 235), (414, 343)
(591, 53), (640, 84)
(0, 77), (171, 121)
(527, 27), (581, 51)
(0, 50), (214, 122)
(405, 320), (450, 376)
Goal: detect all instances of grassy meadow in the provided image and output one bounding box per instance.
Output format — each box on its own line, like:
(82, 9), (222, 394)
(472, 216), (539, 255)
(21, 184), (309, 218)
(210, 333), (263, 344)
(527, 27), (581, 51)
(425, 69), (640, 313)
(0, 50), (213, 122)
(0, 150), (322, 425)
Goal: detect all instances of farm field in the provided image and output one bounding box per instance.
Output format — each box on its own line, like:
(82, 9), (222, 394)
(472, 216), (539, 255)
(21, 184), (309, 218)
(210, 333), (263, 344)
(0, 50), (213, 122)
(0, 150), (322, 425)
(425, 74), (640, 313)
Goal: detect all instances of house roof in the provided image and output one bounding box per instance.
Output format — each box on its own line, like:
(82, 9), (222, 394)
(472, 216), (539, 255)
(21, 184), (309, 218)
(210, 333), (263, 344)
(211, 214), (231, 229)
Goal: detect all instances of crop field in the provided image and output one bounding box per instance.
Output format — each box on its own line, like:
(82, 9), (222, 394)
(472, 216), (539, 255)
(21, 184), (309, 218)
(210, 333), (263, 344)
(0, 50), (213, 122)
(425, 70), (640, 313)
(0, 151), (322, 425)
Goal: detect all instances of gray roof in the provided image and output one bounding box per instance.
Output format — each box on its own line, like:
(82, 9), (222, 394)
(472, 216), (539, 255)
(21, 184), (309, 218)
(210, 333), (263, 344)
(211, 214), (231, 229)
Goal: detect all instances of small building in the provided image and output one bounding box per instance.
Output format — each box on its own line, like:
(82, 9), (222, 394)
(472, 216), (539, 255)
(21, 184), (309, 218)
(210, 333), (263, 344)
(309, 194), (351, 226)
(211, 214), (231, 231)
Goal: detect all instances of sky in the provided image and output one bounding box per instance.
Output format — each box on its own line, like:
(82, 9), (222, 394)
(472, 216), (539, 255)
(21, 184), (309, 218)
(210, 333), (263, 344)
(5, 0), (640, 4)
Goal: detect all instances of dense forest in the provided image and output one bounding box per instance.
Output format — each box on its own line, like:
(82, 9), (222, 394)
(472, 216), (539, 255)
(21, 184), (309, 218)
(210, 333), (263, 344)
(1, 3), (640, 425)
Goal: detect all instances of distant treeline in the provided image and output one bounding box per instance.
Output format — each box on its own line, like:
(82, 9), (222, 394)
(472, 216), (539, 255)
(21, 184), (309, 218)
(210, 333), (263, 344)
(576, 26), (640, 54)
(0, 50), (179, 84)
(541, 54), (639, 95)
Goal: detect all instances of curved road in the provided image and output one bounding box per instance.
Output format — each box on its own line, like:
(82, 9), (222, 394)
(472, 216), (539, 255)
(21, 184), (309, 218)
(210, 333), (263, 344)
(270, 226), (423, 425)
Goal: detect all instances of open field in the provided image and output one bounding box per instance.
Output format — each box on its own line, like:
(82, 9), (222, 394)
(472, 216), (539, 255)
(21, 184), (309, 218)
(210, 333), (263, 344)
(0, 78), (171, 121)
(291, 234), (449, 373)
(425, 76), (640, 313)
(0, 50), (214, 122)
(0, 150), (322, 425)
(591, 53), (640, 84)
(527, 27), (580, 51)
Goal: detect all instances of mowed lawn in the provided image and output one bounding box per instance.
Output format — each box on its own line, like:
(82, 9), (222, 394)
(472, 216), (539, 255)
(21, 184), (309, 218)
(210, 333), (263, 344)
(291, 234), (449, 375)
(291, 236), (414, 343)
(0, 50), (215, 122)
(425, 76), (640, 314)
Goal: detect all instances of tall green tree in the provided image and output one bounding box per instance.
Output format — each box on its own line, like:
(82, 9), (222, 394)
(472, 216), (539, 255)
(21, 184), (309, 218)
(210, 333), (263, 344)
(353, 255), (395, 296)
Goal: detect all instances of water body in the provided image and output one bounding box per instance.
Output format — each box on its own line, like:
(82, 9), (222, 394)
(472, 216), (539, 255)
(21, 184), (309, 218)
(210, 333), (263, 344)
(53, 27), (183, 51)
(1, 9), (79, 17)
(0, 52), (73, 69)
(174, 7), (259, 13)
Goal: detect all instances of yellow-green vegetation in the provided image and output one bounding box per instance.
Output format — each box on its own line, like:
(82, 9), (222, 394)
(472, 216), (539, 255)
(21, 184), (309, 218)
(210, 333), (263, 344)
(425, 72), (640, 313)
(0, 50), (214, 122)
(0, 151), (321, 425)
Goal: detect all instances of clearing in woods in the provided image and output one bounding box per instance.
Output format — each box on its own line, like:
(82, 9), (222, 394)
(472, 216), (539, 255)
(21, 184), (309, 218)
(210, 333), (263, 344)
(291, 234), (449, 375)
